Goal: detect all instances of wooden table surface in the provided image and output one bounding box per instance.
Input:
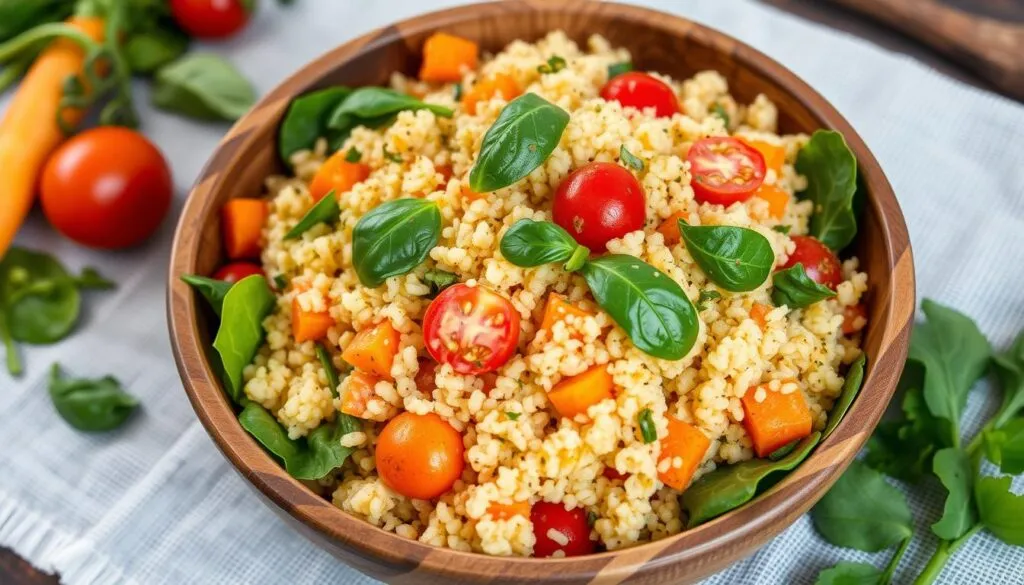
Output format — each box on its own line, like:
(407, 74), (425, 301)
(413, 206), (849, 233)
(2, 0), (1021, 583)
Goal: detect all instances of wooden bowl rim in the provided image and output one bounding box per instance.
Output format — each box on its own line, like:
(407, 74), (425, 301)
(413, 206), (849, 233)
(168, 1), (915, 581)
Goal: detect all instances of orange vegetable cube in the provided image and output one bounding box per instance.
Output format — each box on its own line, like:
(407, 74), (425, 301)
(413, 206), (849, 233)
(538, 293), (593, 336)
(656, 212), (687, 246)
(341, 321), (401, 380)
(419, 32), (478, 82)
(842, 304), (868, 335)
(658, 416), (711, 490)
(547, 365), (614, 419)
(750, 302), (771, 331)
(221, 198), (267, 260)
(743, 139), (786, 174)
(291, 297), (334, 343)
(341, 370), (380, 419)
(741, 383), (813, 457)
(753, 183), (790, 219)
(462, 73), (522, 115)
(309, 150), (371, 203)
(486, 501), (531, 520)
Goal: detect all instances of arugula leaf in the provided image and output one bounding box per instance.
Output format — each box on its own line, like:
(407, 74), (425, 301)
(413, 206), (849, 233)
(975, 475), (1024, 546)
(992, 329), (1024, 428)
(620, 145), (644, 171)
(285, 190), (340, 240)
(814, 562), (882, 585)
(48, 363), (139, 432)
(213, 275), (276, 402)
(180, 275), (232, 317)
(984, 418), (1024, 474)
(771, 263), (836, 309)
(811, 460), (913, 551)
(795, 130), (858, 251)
(931, 447), (977, 540)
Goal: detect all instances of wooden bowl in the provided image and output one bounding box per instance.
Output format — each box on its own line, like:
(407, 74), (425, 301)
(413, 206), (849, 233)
(167, 2), (915, 583)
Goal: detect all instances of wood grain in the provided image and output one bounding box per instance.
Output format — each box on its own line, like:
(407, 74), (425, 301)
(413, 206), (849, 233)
(0, 548), (56, 585)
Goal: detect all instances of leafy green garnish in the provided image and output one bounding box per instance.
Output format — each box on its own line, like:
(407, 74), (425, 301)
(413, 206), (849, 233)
(772, 225), (792, 235)
(285, 190), (340, 240)
(382, 144), (403, 163)
(345, 147), (362, 163)
(771, 263), (836, 309)
(151, 53), (256, 121)
(992, 329), (1024, 428)
(930, 447), (976, 540)
(352, 199), (441, 288)
(327, 87), (452, 132)
(315, 342), (342, 398)
(695, 289), (722, 311)
(812, 460), (913, 551)
(813, 562), (882, 585)
(678, 221), (773, 292)
(423, 269), (459, 299)
(278, 87), (351, 164)
(637, 408), (656, 443)
(822, 354), (866, 439)
(607, 61), (633, 79)
(180, 274), (232, 317)
(975, 475), (1024, 545)
(506, 411), (521, 421)
(619, 145), (644, 171)
(499, 219), (587, 270)
(48, 363), (139, 432)
(795, 130), (858, 251)
(213, 275), (276, 402)
(537, 55), (566, 74)
(711, 103), (730, 127)
(983, 418), (1024, 474)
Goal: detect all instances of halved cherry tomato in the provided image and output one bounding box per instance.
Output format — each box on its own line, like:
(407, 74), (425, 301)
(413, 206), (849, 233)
(553, 162), (646, 251)
(213, 262), (263, 283)
(423, 284), (521, 375)
(687, 137), (766, 206)
(376, 412), (464, 500)
(780, 235), (843, 290)
(600, 72), (680, 118)
(531, 502), (596, 558)
(170, 0), (251, 39)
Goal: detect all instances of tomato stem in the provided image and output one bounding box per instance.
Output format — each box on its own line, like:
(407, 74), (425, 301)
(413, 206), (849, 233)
(563, 244), (590, 272)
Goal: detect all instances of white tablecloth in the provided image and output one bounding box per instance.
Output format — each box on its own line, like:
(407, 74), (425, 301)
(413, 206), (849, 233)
(3, 1), (1023, 583)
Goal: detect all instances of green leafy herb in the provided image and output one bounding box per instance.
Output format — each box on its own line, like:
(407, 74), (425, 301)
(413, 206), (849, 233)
(620, 145), (644, 171)
(975, 475), (1024, 545)
(771, 263), (836, 309)
(273, 274), (288, 291)
(48, 363), (138, 432)
(822, 354), (866, 439)
(213, 275), (276, 402)
(327, 87), (452, 131)
(580, 255), (698, 360)
(123, 29), (189, 75)
(711, 103), (730, 127)
(814, 562), (882, 585)
(768, 441), (798, 461)
(696, 289), (722, 311)
(537, 55), (567, 74)
(315, 342), (341, 398)
(352, 199), (442, 288)
(278, 87), (352, 164)
(983, 418), (1024, 474)
(423, 269), (459, 299)
(469, 93), (570, 193)
(180, 275), (232, 317)
(772, 225), (792, 235)
(382, 144), (403, 163)
(586, 510), (598, 526)
(811, 460), (913, 551)
(864, 364), (943, 483)
(607, 61), (633, 79)
(284, 190), (340, 240)
(678, 221), (774, 292)
(992, 329), (1024, 428)
(345, 146), (362, 163)
(152, 53), (257, 121)
(453, 82), (462, 101)
(637, 408), (656, 443)
(930, 447), (977, 540)
(795, 130), (858, 251)
(0, 0), (73, 44)
(681, 433), (820, 527)
(506, 411), (521, 421)
(499, 219), (586, 270)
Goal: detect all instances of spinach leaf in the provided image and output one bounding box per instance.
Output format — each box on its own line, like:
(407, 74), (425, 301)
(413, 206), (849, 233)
(682, 432), (820, 527)
(637, 408), (656, 443)
(423, 269), (459, 299)
(822, 354), (866, 439)
(48, 363), (138, 432)
(499, 219), (583, 268)
(620, 145), (644, 171)
(814, 562), (882, 585)
(537, 55), (567, 74)
(795, 130), (858, 251)
(811, 460), (913, 551)
(992, 329), (1024, 428)
(984, 418), (1024, 475)
(975, 475), (1024, 546)
(213, 275), (276, 402)
(771, 263), (836, 309)
(327, 87), (452, 131)
(285, 190), (340, 240)
(352, 199), (441, 288)
(469, 93), (570, 192)
(315, 342), (341, 398)
(152, 53), (256, 121)
(124, 29), (189, 74)
(768, 441), (798, 461)
(931, 447), (977, 540)
(678, 221), (773, 292)
(180, 275), (232, 317)
(279, 87), (352, 164)
(864, 364), (944, 483)
(696, 289), (721, 311)
(607, 61), (633, 79)
(580, 255), (698, 360)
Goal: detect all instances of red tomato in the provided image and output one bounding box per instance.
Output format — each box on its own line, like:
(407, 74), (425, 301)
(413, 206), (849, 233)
(600, 72), (680, 118)
(414, 358), (438, 394)
(531, 502), (596, 558)
(602, 467), (627, 481)
(553, 162), (646, 251)
(171, 0), (251, 39)
(842, 304), (868, 335)
(781, 235), (843, 290)
(213, 262), (263, 283)
(41, 127), (172, 250)
(687, 137), (766, 206)
(423, 284), (521, 376)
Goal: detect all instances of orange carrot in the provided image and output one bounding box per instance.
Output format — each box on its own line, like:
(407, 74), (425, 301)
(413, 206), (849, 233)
(547, 365), (614, 419)
(460, 183), (487, 202)
(486, 501), (531, 520)
(419, 32), (478, 82)
(462, 73), (521, 115)
(741, 383), (813, 457)
(658, 416), (711, 490)
(538, 293), (593, 336)
(341, 321), (401, 380)
(752, 184), (790, 219)
(291, 297), (334, 343)
(750, 302), (771, 331)
(340, 370), (380, 419)
(842, 304), (868, 335)
(221, 199), (268, 260)
(743, 139), (786, 174)
(656, 211), (687, 246)
(310, 150), (371, 203)
(0, 17), (106, 257)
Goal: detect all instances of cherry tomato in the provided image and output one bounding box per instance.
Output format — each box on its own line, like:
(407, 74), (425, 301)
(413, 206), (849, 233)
(213, 262), (263, 283)
(376, 412), (464, 500)
(41, 127), (172, 250)
(602, 467), (627, 481)
(553, 162), (646, 251)
(170, 0), (251, 39)
(842, 304), (868, 335)
(531, 502), (596, 558)
(600, 72), (680, 118)
(780, 235), (843, 290)
(687, 137), (766, 206)
(423, 284), (521, 376)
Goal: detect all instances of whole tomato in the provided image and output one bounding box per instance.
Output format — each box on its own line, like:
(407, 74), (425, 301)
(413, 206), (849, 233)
(553, 162), (646, 251)
(171, 0), (252, 39)
(600, 72), (680, 118)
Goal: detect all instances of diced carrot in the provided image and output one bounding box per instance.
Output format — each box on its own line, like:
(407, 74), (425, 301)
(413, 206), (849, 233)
(656, 212), (687, 246)
(309, 150), (371, 203)
(341, 321), (401, 380)
(460, 183), (487, 202)
(221, 198), (268, 260)
(741, 383), (813, 458)
(486, 501), (530, 520)
(743, 139), (786, 174)
(538, 293), (593, 336)
(842, 304), (868, 335)
(547, 365), (614, 419)
(419, 32), (479, 83)
(341, 370), (380, 419)
(291, 297), (334, 343)
(750, 302), (771, 331)
(752, 183), (790, 219)
(462, 73), (522, 115)
(658, 417), (711, 491)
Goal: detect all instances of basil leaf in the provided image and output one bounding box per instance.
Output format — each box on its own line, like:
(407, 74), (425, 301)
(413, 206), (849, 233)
(814, 562), (882, 585)
(213, 275), (276, 402)
(0, 247), (80, 344)
(423, 269), (459, 299)
(682, 432), (820, 527)
(695, 289), (721, 311)
(811, 460), (913, 551)
(469, 93), (570, 192)
(273, 274), (288, 291)
(48, 363), (138, 432)
(580, 255), (698, 360)
(124, 29), (189, 75)
(279, 87), (351, 164)
(152, 53), (257, 121)
(931, 447), (977, 540)
(327, 87), (452, 130)
(285, 190), (340, 240)
(180, 274), (232, 317)
(679, 222), (773, 292)
(984, 418), (1024, 474)
(607, 61), (633, 79)
(620, 145), (644, 171)
(771, 263), (836, 308)
(796, 130), (858, 251)
(637, 408), (657, 443)
(499, 219), (581, 267)
(975, 475), (1024, 546)
(822, 353), (866, 439)
(992, 329), (1024, 428)
(345, 147), (362, 163)
(537, 55), (567, 74)
(352, 199), (441, 288)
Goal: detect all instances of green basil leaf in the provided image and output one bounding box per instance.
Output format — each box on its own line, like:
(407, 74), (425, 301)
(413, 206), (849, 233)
(327, 87), (452, 130)
(152, 53), (257, 121)
(637, 408), (656, 443)
(695, 289), (721, 311)
(984, 418), (1024, 474)
(822, 353), (866, 439)
(213, 275), (276, 402)
(48, 363), (138, 432)
(124, 29), (189, 75)
(679, 222), (773, 292)
(180, 274), (232, 317)
(273, 274), (288, 291)
(771, 263), (836, 309)
(345, 146), (362, 163)
(580, 255), (698, 360)
(278, 87), (352, 164)
(537, 55), (567, 74)
(620, 145), (644, 171)
(930, 447), (977, 540)
(975, 475), (1024, 546)
(315, 342), (342, 398)
(711, 103), (730, 127)
(499, 219), (581, 267)
(0, 247), (80, 344)
(811, 460), (914, 551)
(992, 329), (1024, 428)
(772, 225), (791, 235)
(607, 61), (633, 79)
(814, 562), (882, 585)
(864, 364), (943, 483)
(352, 199), (441, 288)
(423, 269), (459, 299)
(796, 130), (858, 251)
(682, 432), (820, 527)
(469, 93), (570, 193)
(285, 190), (340, 240)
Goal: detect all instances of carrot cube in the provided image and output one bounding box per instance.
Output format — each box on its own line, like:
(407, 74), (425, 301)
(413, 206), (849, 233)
(656, 212), (688, 246)
(221, 199), (267, 260)
(291, 297), (334, 343)
(419, 32), (478, 83)
(538, 293), (593, 336)
(341, 321), (401, 380)
(658, 416), (711, 490)
(462, 73), (521, 115)
(310, 150), (370, 203)
(753, 184), (790, 219)
(341, 370), (380, 419)
(741, 383), (813, 457)
(547, 365), (614, 419)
